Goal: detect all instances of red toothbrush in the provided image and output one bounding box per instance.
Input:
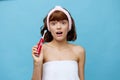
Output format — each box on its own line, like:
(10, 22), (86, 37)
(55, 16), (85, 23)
(37, 30), (47, 56)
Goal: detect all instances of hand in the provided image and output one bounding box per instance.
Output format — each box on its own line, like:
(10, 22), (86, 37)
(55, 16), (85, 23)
(32, 45), (42, 63)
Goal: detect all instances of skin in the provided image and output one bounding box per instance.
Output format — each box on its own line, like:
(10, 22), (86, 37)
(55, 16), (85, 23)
(32, 20), (85, 80)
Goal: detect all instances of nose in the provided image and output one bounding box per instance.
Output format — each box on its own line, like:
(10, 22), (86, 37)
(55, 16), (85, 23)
(56, 22), (61, 30)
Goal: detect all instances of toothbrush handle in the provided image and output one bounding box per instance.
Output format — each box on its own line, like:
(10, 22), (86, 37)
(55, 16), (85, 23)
(37, 38), (44, 56)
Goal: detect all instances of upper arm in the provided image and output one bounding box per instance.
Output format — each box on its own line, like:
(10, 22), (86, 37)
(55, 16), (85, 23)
(77, 46), (86, 80)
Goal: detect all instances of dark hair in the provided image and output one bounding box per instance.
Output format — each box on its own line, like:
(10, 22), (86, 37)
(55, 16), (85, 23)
(41, 10), (77, 42)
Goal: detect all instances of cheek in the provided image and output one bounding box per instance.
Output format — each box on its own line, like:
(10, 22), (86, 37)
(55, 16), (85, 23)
(63, 28), (69, 36)
(49, 27), (55, 35)
(49, 26), (54, 32)
(63, 25), (69, 32)
(64, 23), (69, 31)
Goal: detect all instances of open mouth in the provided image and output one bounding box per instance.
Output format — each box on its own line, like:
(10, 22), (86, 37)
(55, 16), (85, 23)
(56, 32), (63, 36)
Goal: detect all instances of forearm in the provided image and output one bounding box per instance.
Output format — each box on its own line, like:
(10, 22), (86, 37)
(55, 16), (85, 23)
(32, 61), (42, 80)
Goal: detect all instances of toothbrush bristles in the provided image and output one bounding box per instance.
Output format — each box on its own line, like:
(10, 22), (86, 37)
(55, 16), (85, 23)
(42, 30), (47, 38)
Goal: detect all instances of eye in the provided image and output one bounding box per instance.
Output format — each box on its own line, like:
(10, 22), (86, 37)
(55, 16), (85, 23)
(62, 21), (66, 24)
(61, 20), (68, 25)
(51, 22), (56, 25)
(50, 21), (57, 26)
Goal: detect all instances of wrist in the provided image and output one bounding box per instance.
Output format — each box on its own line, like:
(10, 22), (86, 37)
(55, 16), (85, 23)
(34, 60), (41, 66)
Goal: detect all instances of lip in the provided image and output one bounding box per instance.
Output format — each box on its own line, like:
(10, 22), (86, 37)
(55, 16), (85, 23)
(56, 31), (63, 37)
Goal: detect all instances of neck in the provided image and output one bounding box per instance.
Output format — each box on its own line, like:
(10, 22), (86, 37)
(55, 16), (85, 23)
(50, 39), (69, 49)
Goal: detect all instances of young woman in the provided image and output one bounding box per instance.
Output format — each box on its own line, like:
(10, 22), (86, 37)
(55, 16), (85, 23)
(32, 6), (85, 80)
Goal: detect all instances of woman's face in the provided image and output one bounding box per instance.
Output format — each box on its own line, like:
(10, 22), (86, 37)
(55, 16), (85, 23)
(49, 20), (69, 41)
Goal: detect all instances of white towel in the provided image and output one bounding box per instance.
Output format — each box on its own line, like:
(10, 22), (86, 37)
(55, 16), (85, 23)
(42, 60), (80, 80)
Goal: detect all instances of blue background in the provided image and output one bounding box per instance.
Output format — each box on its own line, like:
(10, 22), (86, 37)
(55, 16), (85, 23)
(0, 0), (120, 80)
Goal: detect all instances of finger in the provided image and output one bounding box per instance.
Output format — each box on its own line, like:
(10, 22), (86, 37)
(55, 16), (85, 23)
(32, 51), (38, 55)
(32, 45), (38, 50)
(34, 53), (39, 57)
(32, 53), (37, 59)
(32, 46), (37, 49)
(32, 47), (37, 51)
(32, 52), (39, 59)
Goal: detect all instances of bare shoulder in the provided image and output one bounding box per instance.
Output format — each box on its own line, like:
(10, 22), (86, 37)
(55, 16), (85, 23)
(42, 43), (52, 51)
(42, 43), (47, 48)
(70, 44), (85, 58)
(76, 45), (85, 55)
(42, 43), (49, 50)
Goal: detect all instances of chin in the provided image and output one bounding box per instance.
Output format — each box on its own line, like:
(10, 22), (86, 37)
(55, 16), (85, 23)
(55, 37), (66, 42)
